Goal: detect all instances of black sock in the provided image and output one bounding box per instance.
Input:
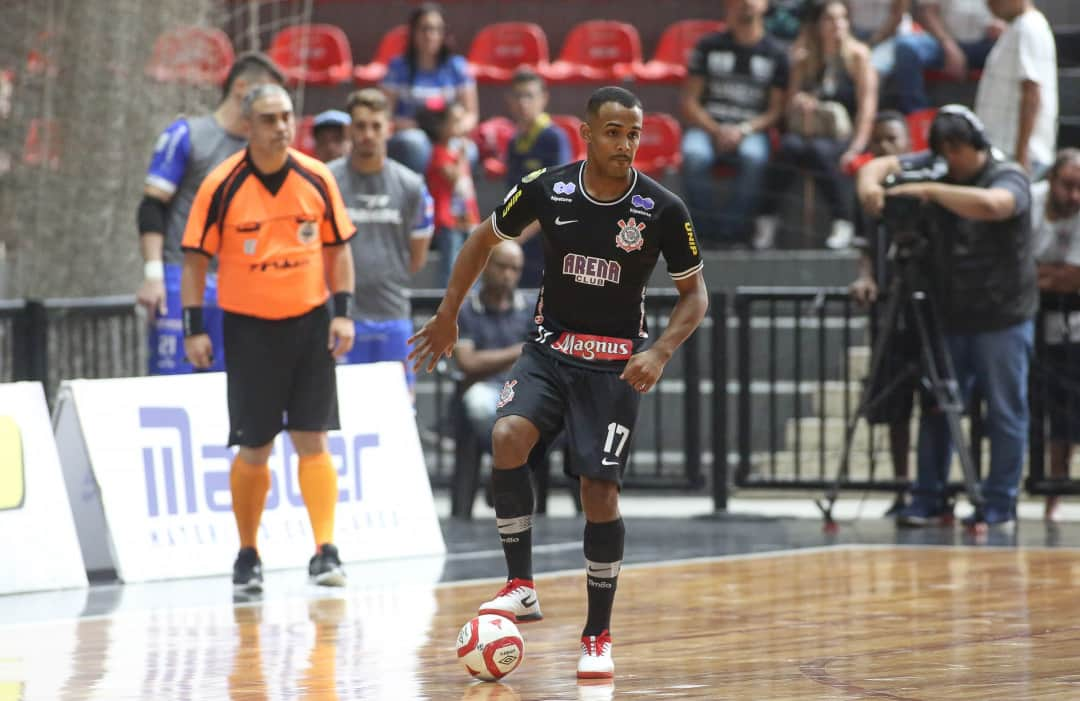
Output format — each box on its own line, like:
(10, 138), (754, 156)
(583, 518), (624, 637)
(493, 465), (535, 581)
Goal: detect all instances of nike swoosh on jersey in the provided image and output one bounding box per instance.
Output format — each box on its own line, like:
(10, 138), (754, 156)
(601, 458), (619, 466)
(554, 217), (578, 226)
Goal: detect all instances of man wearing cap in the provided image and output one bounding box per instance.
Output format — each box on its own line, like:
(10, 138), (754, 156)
(313, 109), (351, 163)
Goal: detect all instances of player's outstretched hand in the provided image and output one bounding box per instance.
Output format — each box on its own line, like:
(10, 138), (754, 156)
(408, 312), (458, 374)
(328, 317), (355, 358)
(620, 348), (666, 394)
(184, 333), (214, 370)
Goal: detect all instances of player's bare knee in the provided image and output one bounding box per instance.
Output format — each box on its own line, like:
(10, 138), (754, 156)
(580, 477), (620, 521)
(237, 443), (274, 466)
(491, 416), (538, 468)
(289, 430), (329, 457)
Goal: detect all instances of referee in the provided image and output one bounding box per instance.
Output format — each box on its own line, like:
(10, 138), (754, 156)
(181, 84), (357, 593)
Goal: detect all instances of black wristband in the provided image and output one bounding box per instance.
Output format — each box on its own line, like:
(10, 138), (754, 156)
(332, 292), (353, 319)
(182, 306), (205, 337)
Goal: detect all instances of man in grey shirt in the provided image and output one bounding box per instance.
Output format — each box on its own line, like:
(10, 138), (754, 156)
(136, 52), (283, 374)
(329, 88), (433, 388)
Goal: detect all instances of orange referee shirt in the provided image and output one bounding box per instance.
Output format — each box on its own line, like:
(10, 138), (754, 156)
(182, 148), (356, 320)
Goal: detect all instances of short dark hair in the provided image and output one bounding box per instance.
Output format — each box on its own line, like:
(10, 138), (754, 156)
(345, 88), (389, 117)
(585, 86), (642, 120)
(415, 99), (454, 142)
(928, 111), (985, 153)
(874, 110), (907, 130)
(510, 67), (546, 91)
(222, 51), (284, 100)
(1049, 148), (1080, 180)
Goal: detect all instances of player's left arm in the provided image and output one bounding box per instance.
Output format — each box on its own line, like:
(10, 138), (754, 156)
(321, 171), (358, 357)
(620, 272), (708, 394)
(621, 204), (708, 393)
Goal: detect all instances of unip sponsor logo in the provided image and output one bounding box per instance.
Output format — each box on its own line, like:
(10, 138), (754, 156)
(0, 416), (24, 511)
(553, 181), (576, 195)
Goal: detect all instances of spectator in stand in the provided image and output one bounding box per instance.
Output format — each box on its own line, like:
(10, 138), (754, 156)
(311, 110), (350, 163)
(380, 2), (478, 174)
(849, 111), (916, 515)
(680, 0), (788, 249)
(849, 0), (912, 80)
(891, 0), (1002, 114)
(504, 69), (571, 287)
(1031, 149), (1080, 522)
(454, 241), (535, 443)
(419, 99), (480, 287)
(760, 0), (878, 250)
(975, 0), (1057, 176)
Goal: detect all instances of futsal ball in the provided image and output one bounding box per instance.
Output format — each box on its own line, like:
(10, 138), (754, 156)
(456, 614), (524, 681)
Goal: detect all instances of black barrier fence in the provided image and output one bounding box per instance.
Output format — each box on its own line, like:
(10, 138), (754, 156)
(7, 288), (1079, 511)
(724, 287), (1080, 509)
(408, 289), (711, 493)
(1, 290), (713, 497)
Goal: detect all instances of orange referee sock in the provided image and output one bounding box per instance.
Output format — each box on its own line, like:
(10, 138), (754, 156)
(230, 457), (271, 550)
(299, 452), (338, 548)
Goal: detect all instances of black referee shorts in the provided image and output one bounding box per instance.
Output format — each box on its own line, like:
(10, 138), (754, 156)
(223, 305), (340, 447)
(495, 344), (640, 485)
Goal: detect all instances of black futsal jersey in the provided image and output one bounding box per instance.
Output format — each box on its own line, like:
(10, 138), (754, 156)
(491, 161), (703, 370)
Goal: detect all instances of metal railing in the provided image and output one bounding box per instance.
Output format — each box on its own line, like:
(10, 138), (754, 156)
(723, 287), (1080, 506)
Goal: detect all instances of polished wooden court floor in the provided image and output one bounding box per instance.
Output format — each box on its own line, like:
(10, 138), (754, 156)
(5, 545), (1080, 700)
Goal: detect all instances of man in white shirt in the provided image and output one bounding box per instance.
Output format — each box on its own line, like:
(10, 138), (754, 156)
(891, 0), (1001, 113)
(850, 0), (912, 78)
(1032, 149), (1080, 521)
(975, 0), (1058, 175)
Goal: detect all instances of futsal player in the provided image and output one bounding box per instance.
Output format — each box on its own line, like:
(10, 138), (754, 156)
(409, 86), (708, 679)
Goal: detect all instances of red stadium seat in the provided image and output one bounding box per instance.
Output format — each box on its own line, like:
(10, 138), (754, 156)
(631, 19), (726, 84)
(467, 22), (550, 84)
(539, 21), (643, 84)
(635, 113), (682, 176)
(269, 24), (353, 86)
(146, 26), (234, 86)
(293, 115), (317, 157)
(906, 107), (938, 153)
(550, 114), (586, 161)
(354, 25), (408, 85)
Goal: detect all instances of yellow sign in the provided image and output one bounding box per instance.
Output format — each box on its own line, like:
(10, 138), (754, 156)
(0, 681), (25, 701)
(0, 416), (25, 511)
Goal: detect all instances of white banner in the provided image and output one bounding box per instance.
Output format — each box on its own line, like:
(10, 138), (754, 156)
(54, 363), (445, 583)
(0, 382), (87, 594)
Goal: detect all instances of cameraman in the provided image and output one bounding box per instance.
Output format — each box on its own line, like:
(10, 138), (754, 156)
(856, 105), (1036, 529)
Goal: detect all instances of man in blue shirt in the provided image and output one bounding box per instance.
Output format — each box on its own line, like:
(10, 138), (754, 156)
(136, 52), (283, 374)
(503, 69), (571, 287)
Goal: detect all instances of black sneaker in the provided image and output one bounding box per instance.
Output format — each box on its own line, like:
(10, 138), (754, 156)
(309, 543), (346, 587)
(233, 547), (263, 594)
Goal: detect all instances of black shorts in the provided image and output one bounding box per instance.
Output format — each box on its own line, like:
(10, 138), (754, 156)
(863, 306), (922, 425)
(495, 344), (640, 485)
(223, 305), (340, 447)
(1045, 344), (1080, 443)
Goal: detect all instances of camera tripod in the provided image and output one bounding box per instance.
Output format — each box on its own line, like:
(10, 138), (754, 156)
(816, 240), (986, 531)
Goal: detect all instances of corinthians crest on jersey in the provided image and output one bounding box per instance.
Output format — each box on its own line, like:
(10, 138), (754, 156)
(615, 217), (646, 252)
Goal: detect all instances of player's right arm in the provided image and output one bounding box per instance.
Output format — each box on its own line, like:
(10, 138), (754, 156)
(136, 119), (191, 316)
(408, 217), (504, 373)
(409, 176), (540, 373)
